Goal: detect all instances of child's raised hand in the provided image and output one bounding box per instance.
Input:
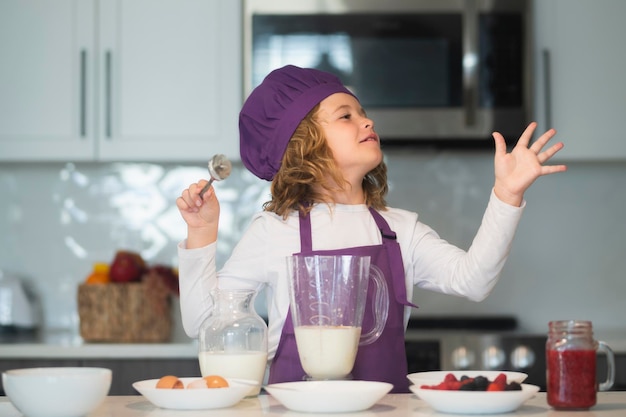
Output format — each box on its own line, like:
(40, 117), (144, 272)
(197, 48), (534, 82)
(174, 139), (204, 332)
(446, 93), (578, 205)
(176, 181), (220, 247)
(492, 122), (567, 207)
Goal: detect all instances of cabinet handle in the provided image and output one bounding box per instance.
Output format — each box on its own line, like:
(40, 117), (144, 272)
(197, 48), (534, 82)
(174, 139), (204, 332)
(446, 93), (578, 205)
(80, 49), (87, 138)
(542, 49), (552, 128)
(462, 0), (478, 127)
(105, 50), (112, 139)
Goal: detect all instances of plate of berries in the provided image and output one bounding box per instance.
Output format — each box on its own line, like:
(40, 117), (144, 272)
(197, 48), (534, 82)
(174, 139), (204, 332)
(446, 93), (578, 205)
(407, 370), (527, 389)
(408, 372), (540, 415)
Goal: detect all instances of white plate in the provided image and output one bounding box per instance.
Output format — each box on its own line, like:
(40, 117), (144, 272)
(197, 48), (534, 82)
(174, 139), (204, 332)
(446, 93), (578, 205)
(410, 383), (540, 415)
(264, 380), (393, 413)
(132, 377), (255, 410)
(407, 370), (527, 388)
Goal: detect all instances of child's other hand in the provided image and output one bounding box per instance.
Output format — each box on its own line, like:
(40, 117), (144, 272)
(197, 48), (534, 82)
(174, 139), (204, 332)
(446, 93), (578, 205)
(492, 122), (567, 207)
(176, 180), (220, 247)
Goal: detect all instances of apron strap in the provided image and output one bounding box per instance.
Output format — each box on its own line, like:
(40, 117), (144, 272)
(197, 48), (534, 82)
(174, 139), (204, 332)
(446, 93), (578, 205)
(298, 209), (313, 252)
(368, 207), (397, 241)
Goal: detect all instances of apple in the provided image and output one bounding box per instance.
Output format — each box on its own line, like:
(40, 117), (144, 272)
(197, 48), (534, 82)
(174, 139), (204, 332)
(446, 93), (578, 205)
(148, 264), (179, 296)
(109, 250), (146, 283)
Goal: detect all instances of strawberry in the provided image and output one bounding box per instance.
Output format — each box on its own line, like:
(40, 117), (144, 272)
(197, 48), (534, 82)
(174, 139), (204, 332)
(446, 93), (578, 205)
(487, 382), (505, 391)
(487, 373), (507, 391)
(493, 373), (508, 385)
(443, 373), (458, 383)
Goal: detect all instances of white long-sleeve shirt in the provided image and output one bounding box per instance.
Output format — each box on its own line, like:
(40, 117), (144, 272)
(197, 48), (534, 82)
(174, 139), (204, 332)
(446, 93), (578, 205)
(178, 190), (524, 360)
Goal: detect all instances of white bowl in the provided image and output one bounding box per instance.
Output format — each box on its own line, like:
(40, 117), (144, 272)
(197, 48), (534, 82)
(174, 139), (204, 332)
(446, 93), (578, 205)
(407, 370), (527, 388)
(132, 377), (254, 410)
(264, 380), (393, 413)
(2, 367), (112, 417)
(410, 383), (540, 414)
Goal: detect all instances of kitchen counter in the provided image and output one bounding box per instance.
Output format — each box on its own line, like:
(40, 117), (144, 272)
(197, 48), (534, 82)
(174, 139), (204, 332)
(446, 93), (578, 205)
(2, 392), (626, 416)
(0, 329), (198, 359)
(0, 330), (202, 395)
(1, 327), (623, 360)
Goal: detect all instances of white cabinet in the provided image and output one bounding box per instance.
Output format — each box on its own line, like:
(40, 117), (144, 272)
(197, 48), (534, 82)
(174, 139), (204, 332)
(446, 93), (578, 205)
(533, 0), (626, 160)
(0, 0), (241, 162)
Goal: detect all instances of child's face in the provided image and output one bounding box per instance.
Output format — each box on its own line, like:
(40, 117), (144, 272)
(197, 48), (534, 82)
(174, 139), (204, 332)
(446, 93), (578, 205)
(317, 93), (383, 181)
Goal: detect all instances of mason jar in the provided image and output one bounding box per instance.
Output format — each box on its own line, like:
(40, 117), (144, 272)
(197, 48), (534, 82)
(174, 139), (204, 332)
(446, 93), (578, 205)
(546, 320), (614, 410)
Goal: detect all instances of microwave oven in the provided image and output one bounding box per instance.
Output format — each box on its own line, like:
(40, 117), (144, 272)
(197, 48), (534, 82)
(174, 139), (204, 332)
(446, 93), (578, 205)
(243, 0), (532, 145)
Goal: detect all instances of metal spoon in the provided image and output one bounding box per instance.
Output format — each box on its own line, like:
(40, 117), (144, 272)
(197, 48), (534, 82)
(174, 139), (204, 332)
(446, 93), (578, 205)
(199, 154), (232, 199)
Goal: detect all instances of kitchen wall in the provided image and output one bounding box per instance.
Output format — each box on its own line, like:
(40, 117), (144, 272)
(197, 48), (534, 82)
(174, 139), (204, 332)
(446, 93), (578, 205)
(1, 148), (625, 337)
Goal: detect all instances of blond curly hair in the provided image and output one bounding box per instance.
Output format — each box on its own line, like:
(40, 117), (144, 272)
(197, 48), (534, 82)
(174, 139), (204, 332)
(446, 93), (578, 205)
(263, 104), (388, 218)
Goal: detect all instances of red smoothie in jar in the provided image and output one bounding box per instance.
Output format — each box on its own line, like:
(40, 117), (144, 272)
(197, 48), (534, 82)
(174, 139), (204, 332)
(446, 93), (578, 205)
(546, 349), (597, 409)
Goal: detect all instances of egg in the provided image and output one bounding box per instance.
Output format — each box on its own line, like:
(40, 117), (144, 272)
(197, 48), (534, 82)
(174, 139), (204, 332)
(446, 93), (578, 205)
(204, 375), (229, 388)
(187, 378), (209, 389)
(156, 375), (184, 389)
(186, 375), (229, 389)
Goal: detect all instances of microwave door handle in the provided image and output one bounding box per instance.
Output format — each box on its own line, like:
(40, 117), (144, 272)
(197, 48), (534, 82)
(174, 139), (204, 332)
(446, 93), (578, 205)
(463, 0), (478, 127)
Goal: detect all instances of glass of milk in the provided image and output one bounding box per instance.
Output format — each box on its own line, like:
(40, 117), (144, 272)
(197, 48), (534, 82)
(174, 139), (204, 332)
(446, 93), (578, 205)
(198, 289), (268, 396)
(287, 255), (389, 380)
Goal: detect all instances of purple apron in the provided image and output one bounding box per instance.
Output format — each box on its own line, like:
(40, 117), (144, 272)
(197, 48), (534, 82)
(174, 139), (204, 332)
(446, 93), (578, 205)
(268, 207), (417, 393)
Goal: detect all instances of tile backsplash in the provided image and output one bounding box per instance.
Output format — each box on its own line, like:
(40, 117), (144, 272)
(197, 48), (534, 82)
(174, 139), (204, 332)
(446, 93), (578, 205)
(1, 150), (626, 337)
(0, 160), (270, 333)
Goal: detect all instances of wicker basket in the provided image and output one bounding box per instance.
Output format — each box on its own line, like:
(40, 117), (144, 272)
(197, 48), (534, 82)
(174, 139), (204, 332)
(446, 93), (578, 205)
(77, 276), (172, 343)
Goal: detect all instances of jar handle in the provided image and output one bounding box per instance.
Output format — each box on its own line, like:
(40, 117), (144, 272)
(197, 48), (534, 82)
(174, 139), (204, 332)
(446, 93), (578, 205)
(597, 341), (615, 391)
(359, 265), (389, 346)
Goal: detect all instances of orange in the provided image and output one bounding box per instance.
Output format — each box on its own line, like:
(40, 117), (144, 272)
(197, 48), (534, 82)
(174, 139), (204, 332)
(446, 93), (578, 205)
(85, 263), (111, 284)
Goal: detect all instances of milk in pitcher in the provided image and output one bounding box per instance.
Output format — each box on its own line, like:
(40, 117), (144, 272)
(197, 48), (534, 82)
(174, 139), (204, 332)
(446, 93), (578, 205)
(199, 350), (267, 395)
(294, 325), (361, 379)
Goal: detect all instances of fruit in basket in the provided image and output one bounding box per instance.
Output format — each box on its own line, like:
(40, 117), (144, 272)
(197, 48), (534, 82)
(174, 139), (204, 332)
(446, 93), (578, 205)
(421, 373), (522, 391)
(146, 264), (179, 295)
(85, 263), (111, 284)
(109, 250), (146, 283)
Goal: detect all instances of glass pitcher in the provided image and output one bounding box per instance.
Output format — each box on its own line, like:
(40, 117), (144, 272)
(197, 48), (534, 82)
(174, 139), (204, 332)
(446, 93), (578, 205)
(287, 254), (389, 380)
(198, 288), (268, 396)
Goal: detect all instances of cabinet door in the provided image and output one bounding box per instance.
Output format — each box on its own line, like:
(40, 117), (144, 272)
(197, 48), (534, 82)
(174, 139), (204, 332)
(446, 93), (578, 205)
(97, 0), (241, 162)
(0, 0), (96, 160)
(533, 0), (626, 160)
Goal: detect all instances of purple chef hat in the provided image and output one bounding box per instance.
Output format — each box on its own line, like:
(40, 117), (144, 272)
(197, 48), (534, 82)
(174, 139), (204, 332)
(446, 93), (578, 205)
(239, 65), (355, 181)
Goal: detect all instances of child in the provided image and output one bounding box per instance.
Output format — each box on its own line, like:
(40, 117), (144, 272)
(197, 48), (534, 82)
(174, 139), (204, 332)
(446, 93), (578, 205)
(176, 65), (566, 393)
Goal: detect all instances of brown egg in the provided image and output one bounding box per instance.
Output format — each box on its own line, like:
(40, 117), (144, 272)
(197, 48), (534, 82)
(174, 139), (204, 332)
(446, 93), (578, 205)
(186, 375), (230, 389)
(203, 375), (229, 388)
(156, 375), (184, 389)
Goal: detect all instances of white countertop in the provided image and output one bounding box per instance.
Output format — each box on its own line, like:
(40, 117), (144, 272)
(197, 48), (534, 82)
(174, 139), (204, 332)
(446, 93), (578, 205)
(0, 342), (199, 359)
(2, 392), (626, 417)
(1, 327), (625, 360)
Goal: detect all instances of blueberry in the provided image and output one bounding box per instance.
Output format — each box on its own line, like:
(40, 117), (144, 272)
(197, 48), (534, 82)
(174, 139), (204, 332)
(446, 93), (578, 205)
(473, 376), (490, 391)
(506, 381), (522, 391)
(459, 380), (478, 391)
